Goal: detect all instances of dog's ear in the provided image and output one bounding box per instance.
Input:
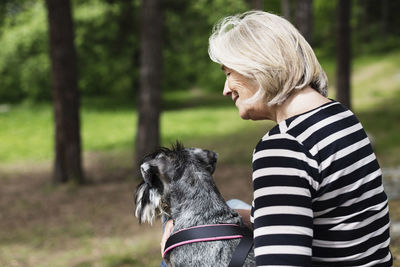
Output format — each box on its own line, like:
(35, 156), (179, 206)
(140, 154), (171, 185)
(140, 161), (156, 185)
(136, 156), (170, 225)
(189, 148), (218, 174)
(203, 150), (218, 174)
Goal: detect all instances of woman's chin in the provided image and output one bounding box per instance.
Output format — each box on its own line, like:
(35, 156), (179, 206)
(239, 110), (269, 121)
(238, 110), (251, 120)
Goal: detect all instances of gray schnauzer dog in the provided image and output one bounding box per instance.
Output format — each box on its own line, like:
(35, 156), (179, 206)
(134, 142), (255, 266)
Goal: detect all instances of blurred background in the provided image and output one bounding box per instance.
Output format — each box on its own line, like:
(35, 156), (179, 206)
(0, 0), (399, 266)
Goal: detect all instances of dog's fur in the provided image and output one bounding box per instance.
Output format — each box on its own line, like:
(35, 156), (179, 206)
(134, 142), (255, 266)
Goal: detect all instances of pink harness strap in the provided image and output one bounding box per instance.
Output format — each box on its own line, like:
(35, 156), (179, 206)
(163, 234), (243, 257)
(163, 224), (250, 258)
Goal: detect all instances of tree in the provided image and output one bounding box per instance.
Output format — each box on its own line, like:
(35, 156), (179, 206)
(135, 0), (163, 175)
(246, 0), (264, 10)
(336, 0), (351, 109)
(381, 0), (389, 36)
(45, 0), (84, 184)
(281, 0), (291, 21)
(295, 0), (313, 44)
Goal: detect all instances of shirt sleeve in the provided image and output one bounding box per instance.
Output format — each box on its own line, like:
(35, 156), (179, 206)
(252, 133), (318, 266)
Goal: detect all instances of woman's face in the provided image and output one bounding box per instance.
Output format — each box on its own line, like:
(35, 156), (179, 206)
(222, 66), (272, 120)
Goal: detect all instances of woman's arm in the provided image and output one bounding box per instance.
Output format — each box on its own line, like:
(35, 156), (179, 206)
(235, 209), (253, 230)
(160, 219), (174, 256)
(252, 134), (314, 266)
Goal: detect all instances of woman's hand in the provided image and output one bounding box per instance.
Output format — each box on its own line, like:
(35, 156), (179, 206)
(235, 209), (253, 230)
(161, 219), (174, 256)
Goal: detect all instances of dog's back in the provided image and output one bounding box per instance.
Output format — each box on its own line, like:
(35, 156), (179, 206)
(168, 238), (254, 267)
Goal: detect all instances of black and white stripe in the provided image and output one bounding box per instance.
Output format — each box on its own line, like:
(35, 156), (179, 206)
(250, 101), (392, 266)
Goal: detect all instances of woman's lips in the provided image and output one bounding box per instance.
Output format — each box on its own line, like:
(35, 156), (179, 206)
(233, 96), (238, 103)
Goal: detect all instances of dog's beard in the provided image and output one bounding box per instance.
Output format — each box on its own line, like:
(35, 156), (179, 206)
(135, 182), (169, 224)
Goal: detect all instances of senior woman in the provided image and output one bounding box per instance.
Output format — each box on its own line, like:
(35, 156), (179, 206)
(161, 11), (392, 266)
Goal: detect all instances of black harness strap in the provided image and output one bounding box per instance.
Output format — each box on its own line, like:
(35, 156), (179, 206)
(163, 224), (253, 267)
(228, 227), (253, 267)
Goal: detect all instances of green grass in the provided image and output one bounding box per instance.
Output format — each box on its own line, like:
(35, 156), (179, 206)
(351, 50), (400, 167)
(0, 103), (136, 164)
(352, 50), (400, 109)
(0, 103), (53, 163)
(0, 93), (268, 165)
(0, 50), (399, 167)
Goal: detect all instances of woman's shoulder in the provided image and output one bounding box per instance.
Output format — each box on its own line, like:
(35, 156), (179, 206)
(254, 131), (308, 157)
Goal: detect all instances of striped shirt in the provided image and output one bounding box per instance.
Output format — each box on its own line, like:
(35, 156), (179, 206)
(250, 100), (392, 266)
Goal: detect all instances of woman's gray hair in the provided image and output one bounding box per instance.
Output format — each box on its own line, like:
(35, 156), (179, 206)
(208, 11), (328, 106)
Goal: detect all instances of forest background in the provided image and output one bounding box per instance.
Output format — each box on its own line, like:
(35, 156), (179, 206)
(1, 0), (400, 266)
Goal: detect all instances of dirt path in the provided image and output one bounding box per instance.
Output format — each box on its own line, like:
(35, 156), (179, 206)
(0, 158), (254, 266)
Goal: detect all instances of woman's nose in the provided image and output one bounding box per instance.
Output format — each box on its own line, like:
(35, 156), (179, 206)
(223, 80), (231, 96)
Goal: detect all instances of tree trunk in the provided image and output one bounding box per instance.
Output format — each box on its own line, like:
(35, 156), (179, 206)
(281, 0), (291, 21)
(295, 0), (313, 44)
(45, 0), (84, 184)
(135, 0), (163, 176)
(381, 0), (389, 37)
(114, 0), (136, 54)
(336, 0), (351, 109)
(246, 0), (264, 10)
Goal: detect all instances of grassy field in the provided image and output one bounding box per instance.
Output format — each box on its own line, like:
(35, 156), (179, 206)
(0, 50), (399, 266)
(0, 94), (268, 166)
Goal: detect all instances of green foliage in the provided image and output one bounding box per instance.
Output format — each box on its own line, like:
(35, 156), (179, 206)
(0, 0), (399, 103)
(351, 0), (400, 56)
(0, 2), (49, 102)
(313, 0), (337, 57)
(162, 0), (249, 92)
(0, 0), (251, 103)
(0, 0), (140, 103)
(73, 0), (140, 97)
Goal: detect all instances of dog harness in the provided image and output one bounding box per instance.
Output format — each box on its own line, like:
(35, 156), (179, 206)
(163, 224), (253, 267)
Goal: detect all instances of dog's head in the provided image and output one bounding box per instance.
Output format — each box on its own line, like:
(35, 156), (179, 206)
(134, 142), (218, 224)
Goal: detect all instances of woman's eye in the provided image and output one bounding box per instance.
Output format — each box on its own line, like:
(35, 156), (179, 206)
(226, 72), (231, 77)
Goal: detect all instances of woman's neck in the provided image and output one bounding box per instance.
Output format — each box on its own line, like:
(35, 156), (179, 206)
(273, 86), (331, 123)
